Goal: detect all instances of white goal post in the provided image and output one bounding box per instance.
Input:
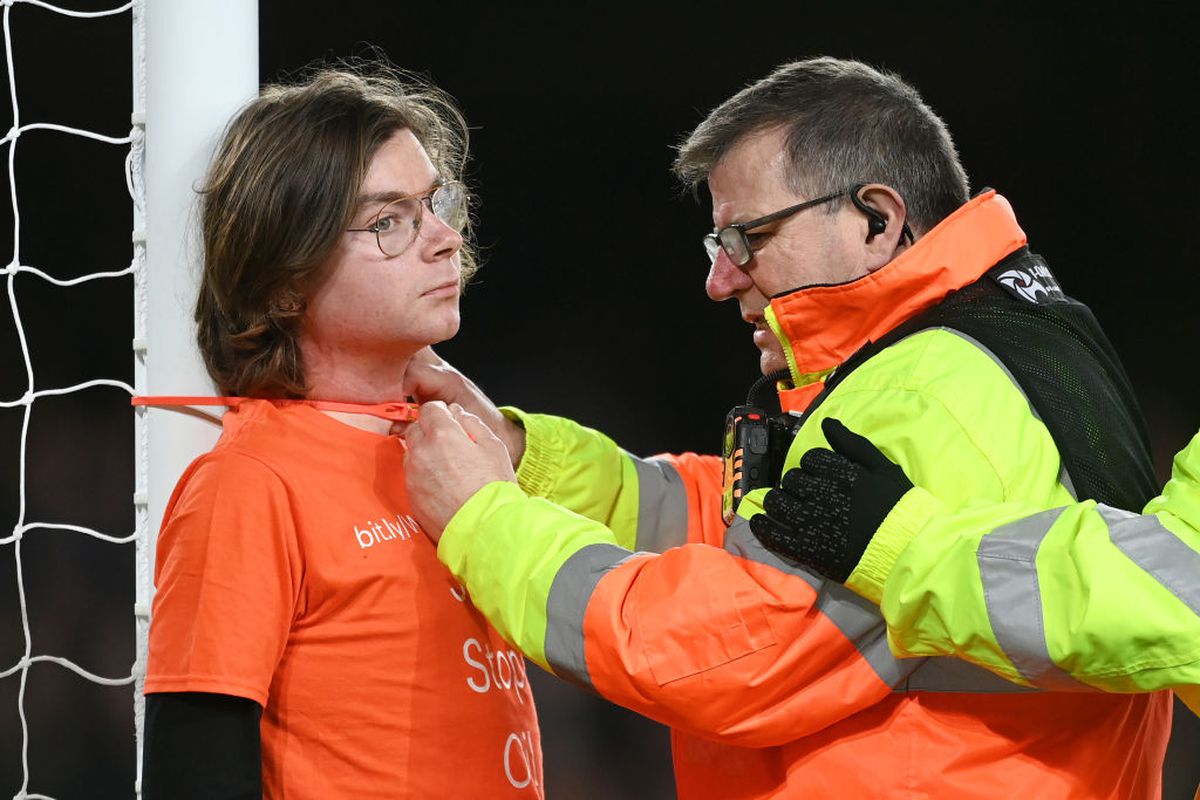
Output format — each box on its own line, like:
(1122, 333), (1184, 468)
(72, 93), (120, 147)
(133, 1), (257, 795)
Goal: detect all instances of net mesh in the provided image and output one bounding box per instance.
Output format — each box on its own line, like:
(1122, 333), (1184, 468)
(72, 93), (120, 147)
(906, 253), (1158, 513)
(0, 1), (139, 797)
(817, 247), (1158, 515)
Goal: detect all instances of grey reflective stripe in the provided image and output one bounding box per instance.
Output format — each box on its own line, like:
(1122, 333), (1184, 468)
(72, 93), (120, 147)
(1100, 505), (1200, 615)
(977, 507), (1092, 690)
(723, 517), (821, 591)
(544, 543), (634, 690)
(629, 455), (690, 553)
(903, 656), (1038, 693)
(724, 518), (919, 688)
(918, 328), (1080, 501)
(727, 516), (1036, 693)
(1057, 463), (1078, 502)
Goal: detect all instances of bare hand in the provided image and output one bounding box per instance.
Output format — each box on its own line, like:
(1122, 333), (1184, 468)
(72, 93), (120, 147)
(403, 401), (518, 542)
(400, 348), (527, 467)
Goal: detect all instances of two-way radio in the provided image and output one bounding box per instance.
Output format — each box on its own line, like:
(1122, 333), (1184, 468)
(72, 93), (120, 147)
(720, 369), (801, 525)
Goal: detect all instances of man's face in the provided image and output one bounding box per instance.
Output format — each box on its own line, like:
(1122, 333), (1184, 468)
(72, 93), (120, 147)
(302, 129), (463, 374)
(705, 127), (872, 375)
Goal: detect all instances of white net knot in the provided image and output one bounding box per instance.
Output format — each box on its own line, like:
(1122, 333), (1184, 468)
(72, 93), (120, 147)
(3, 125), (17, 143)
(9, 525), (21, 542)
(2, 261), (18, 276)
(0, 0), (13, 9)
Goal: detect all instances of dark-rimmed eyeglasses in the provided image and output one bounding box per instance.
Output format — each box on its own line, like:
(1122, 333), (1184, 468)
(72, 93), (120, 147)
(703, 188), (848, 268)
(347, 180), (468, 257)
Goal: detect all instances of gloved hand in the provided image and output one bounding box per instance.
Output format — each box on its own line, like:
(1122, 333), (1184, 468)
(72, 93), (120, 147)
(749, 417), (913, 582)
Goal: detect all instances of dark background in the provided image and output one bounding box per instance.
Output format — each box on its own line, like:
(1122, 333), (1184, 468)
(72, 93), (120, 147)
(2, 1), (1198, 797)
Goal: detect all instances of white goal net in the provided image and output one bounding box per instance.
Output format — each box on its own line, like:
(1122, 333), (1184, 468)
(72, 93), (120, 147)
(1, 2), (254, 797)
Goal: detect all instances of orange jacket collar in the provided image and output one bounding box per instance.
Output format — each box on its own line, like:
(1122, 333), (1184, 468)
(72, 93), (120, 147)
(769, 190), (1027, 412)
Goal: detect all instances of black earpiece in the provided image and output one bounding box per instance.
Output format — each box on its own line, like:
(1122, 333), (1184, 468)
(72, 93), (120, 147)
(849, 186), (887, 240)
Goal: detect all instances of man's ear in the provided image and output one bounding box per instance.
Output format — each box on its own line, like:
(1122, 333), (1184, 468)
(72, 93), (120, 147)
(851, 184), (911, 270)
(267, 289), (306, 326)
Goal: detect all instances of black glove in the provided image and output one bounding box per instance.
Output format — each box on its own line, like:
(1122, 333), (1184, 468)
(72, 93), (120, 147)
(749, 417), (913, 583)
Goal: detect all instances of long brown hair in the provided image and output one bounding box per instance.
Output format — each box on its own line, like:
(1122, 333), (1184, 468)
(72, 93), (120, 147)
(195, 64), (473, 397)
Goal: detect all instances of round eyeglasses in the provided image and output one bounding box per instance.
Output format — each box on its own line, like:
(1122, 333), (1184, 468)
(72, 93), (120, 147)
(347, 180), (468, 258)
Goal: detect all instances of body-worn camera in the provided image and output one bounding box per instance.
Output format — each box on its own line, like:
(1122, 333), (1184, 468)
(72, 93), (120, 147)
(721, 405), (800, 525)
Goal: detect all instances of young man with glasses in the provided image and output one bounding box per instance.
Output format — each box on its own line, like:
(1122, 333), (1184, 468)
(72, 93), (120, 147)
(399, 57), (1170, 798)
(141, 67), (543, 799)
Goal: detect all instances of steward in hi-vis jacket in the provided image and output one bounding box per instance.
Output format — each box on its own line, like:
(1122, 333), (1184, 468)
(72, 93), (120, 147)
(428, 190), (1172, 798)
(757, 418), (1200, 718)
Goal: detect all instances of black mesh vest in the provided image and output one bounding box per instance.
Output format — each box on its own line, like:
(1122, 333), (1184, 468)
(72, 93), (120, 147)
(809, 247), (1157, 512)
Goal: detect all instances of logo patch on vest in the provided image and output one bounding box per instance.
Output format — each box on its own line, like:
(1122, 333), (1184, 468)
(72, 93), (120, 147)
(994, 262), (1065, 304)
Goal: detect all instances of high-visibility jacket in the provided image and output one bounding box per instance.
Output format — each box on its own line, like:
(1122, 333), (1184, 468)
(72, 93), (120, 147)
(848, 428), (1200, 716)
(439, 192), (1171, 798)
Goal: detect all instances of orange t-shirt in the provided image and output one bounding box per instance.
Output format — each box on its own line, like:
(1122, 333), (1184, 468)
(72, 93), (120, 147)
(146, 400), (543, 799)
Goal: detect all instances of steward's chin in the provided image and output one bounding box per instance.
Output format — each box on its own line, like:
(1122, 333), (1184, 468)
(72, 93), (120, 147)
(759, 349), (788, 377)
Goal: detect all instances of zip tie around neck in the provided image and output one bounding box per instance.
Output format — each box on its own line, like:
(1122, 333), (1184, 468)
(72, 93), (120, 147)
(131, 395), (420, 422)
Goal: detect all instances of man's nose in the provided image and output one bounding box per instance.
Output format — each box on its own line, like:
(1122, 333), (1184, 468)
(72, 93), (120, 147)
(418, 211), (464, 262)
(705, 248), (753, 301)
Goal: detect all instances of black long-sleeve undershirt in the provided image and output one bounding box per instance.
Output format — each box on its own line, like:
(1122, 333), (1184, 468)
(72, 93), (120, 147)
(143, 692), (262, 800)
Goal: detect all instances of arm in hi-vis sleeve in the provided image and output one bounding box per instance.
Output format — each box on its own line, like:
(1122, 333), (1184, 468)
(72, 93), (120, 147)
(439, 481), (902, 747)
(854, 431), (1200, 713)
(501, 408), (726, 551)
(460, 342), (1079, 745)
